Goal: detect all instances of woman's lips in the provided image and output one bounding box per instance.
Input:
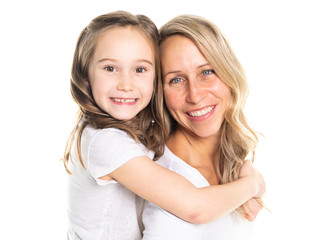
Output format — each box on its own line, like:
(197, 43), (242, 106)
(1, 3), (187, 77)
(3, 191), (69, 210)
(186, 105), (215, 120)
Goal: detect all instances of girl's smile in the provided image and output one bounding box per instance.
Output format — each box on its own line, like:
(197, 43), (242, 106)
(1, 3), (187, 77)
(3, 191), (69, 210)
(110, 97), (138, 104)
(88, 26), (155, 120)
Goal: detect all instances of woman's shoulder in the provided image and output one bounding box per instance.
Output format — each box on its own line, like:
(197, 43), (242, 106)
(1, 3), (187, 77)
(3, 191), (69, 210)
(155, 146), (180, 169)
(156, 146), (209, 188)
(157, 146), (197, 172)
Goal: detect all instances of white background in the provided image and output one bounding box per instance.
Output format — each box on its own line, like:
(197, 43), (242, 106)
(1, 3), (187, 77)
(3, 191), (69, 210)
(1, 0), (321, 239)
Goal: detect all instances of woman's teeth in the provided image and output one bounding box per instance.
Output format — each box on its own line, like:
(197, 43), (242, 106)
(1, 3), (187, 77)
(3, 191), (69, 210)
(187, 106), (215, 117)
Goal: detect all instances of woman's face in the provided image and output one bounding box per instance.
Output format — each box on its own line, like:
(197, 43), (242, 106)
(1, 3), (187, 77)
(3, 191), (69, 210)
(161, 35), (231, 138)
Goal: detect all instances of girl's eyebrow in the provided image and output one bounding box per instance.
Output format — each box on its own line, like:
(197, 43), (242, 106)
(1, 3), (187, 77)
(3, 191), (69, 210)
(98, 58), (118, 63)
(135, 59), (154, 66)
(97, 58), (153, 66)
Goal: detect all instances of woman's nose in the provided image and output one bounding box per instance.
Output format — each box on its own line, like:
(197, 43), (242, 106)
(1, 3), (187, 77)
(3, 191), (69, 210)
(186, 80), (205, 104)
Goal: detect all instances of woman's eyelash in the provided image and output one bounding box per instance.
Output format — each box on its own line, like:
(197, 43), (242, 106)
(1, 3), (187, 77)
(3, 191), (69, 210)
(169, 78), (182, 84)
(202, 69), (215, 75)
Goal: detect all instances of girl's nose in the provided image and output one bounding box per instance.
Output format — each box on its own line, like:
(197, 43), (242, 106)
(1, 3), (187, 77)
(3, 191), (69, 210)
(117, 73), (134, 92)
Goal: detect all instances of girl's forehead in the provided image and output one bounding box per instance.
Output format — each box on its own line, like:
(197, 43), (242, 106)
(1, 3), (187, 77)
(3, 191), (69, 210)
(98, 26), (154, 51)
(90, 26), (155, 66)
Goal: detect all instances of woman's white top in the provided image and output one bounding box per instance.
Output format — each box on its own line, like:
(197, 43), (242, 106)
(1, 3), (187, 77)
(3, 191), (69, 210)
(142, 146), (253, 240)
(67, 126), (154, 240)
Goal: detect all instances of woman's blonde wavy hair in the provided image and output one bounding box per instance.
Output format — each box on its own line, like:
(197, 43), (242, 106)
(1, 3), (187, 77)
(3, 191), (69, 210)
(159, 15), (259, 217)
(63, 11), (168, 174)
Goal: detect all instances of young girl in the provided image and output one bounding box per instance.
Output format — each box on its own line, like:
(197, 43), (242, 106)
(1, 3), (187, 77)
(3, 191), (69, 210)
(63, 11), (265, 240)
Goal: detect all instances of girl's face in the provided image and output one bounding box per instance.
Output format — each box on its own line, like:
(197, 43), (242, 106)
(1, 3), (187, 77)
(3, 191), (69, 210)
(161, 35), (231, 139)
(88, 27), (155, 120)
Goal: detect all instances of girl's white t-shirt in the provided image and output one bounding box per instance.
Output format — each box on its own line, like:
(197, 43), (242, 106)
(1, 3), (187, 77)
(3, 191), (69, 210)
(142, 146), (254, 240)
(67, 126), (154, 240)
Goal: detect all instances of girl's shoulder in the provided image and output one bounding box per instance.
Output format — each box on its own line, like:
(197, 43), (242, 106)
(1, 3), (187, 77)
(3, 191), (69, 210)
(82, 126), (154, 182)
(83, 125), (154, 159)
(83, 126), (130, 144)
(85, 125), (128, 137)
(80, 126), (138, 158)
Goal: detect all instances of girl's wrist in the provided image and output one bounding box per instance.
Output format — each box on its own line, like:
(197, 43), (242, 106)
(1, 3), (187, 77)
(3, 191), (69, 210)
(242, 175), (258, 197)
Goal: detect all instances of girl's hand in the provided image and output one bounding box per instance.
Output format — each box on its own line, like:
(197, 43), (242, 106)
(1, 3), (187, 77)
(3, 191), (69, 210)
(239, 160), (266, 198)
(242, 198), (263, 221)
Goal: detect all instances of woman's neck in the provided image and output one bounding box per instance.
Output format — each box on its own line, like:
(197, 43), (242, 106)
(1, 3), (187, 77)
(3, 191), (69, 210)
(166, 127), (220, 185)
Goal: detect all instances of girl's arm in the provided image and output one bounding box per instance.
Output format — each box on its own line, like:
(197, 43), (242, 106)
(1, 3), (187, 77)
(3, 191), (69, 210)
(101, 157), (265, 224)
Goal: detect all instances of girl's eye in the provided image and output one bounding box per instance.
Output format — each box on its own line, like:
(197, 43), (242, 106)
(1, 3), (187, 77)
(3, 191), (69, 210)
(169, 78), (183, 84)
(135, 67), (146, 73)
(202, 69), (215, 75)
(104, 66), (116, 72)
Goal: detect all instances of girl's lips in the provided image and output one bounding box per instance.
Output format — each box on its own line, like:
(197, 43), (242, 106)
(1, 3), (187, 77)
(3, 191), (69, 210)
(186, 105), (216, 120)
(110, 97), (138, 105)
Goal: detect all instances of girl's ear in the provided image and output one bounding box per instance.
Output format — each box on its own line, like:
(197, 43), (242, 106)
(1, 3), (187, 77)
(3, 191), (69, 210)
(87, 81), (91, 88)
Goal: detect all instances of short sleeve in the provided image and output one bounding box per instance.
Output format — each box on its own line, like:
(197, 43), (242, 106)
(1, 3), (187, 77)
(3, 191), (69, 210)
(142, 201), (204, 240)
(87, 128), (154, 185)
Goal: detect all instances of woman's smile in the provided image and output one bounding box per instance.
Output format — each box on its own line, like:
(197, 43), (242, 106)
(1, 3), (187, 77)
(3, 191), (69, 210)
(161, 35), (231, 138)
(186, 105), (216, 120)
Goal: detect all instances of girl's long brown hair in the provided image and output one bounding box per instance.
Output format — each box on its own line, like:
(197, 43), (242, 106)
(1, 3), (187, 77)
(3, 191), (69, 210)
(63, 11), (169, 174)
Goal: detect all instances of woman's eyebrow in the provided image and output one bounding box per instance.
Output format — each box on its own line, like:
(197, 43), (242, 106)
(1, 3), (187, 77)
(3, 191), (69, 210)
(163, 63), (210, 78)
(163, 70), (181, 78)
(197, 63), (211, 69)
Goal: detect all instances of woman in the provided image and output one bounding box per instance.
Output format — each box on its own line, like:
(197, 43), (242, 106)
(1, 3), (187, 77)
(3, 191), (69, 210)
(142, 15), (263, 239)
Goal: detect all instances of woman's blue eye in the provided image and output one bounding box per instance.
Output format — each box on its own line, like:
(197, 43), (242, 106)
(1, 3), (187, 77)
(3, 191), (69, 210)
(105, 66), (116, 72)
(170, 78), (182, 84)
(202, 69), (215, 75)
(135, 67), (146, 73)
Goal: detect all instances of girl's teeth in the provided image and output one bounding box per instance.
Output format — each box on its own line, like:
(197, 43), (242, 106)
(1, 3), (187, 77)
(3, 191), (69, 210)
(113, 98), (136, 103)
(188, 106), (214, 117)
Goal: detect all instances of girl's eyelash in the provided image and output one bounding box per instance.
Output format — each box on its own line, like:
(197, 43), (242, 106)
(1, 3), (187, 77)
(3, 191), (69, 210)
(104, 66), (147, 72)
(104, 66), (116, 72)
(135, 67), (147, 73)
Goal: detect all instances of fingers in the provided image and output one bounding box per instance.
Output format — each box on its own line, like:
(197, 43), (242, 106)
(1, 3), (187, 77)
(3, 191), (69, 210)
(242, 198), (263, 221)
(239, 159), (255, 178)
